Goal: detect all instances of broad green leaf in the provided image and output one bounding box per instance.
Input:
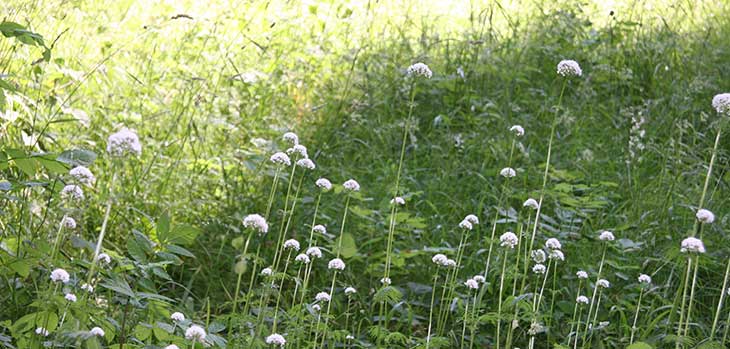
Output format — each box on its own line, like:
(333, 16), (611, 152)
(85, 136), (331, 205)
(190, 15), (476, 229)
(57, 149), (97, 167)
(8, 258), (31, 277)
(157, 212), (170, 236)
(338, 232), (357, 258)
(627, 342), (653, 349)
(160, 224), (200, 246)
(99, 277), (136, 298)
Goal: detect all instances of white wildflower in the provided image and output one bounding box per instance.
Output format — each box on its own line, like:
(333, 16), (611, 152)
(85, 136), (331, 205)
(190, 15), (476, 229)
(61, 216), (77, 229)
(270, 152), (291, 166)
(523, 198), (539, 209)
(532, 264), (546, 274)
(282, 132), (299, 145)
(243, 214), (268, 234)
(266, 333), (286, 347)
(464, 214), (479, 225)
(185, 325), (206, 342)
(381, 277), (392, 285)
(473, 275), (485, 283)
(528, 321), (544, 335)
(545, 238), (562, 250)
(549, 250), (565, 261)
(261, 267), (273, 276)
(296, 158), (316, 170)
(107, 128), (142, 156)
(390, 197), (405, 205)
(69, 166), (95, 185)
(171, 312), (185, 322)
(576, 270), (588, 279)
(89, 327), (105, 337)
(35, 327), (49, 336)
(165, 345), (180, 349)
(306, 246), (323, 259)
(295, 254), (310, 264)
(458, 220), (473, 230)
(50, 268), (70, 283)
(406, 62), (433, 78)
(500, 232), (519, 249)
(328, 258), (346, 271)
(81, 283), (94, 293)
(531, 250), (547, 263)
(432, 253), (448, 266)
(315, 292), (331, 302)
(96, 253), (111, 264)
(597, 279), (610, 288)
(510, 125), (525, 137)
(576, 295), (589, 305)
(638, 274), (652, 284)
(598, 230), (615, 241)
(65, 293), (77, 302)
(283, 239), (300, 251)
(61, 184), (84, 200)
(499, 167), (516, 178)
(343, 179), (360, 192)
(712, 93), (730, 114)
(681, 237), (706, 253)
(345, 287), (357, 295)
(557, 60), (582, 77)
(316, 178), (332, 191)
(287, 144), (308, 158)
(313, 225), (326, 234)
(312, 304), (321, 312)
(464, 278), (479, 289)
(444, 259), (456, 268)
(696, 209), (715, 224)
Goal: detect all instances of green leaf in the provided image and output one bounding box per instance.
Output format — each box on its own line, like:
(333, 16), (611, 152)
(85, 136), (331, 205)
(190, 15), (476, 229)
(57, 149), (97, 167)
(338, 232), (357, 258)
(696, 341), (724, 349)
(160, 224), (200, 246)
(627, 342), (653, 349)
(36, 156), (68, 174)
(99, 277), (136, 298)
(8, 258), (31, 277)
(157, 212), (170, 236)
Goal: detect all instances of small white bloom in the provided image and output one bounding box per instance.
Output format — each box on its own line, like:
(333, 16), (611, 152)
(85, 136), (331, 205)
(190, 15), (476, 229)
(312, 304), (321, 312)
(283, 239), (300, 251)
(432, 253), (448, 266)
(598, 230), (615, 241)
(545, 238), (562, 251)
(81, 283), (94, 293)
(696, 209), (715, 224)
(315, 292), (331, 302)
(50, 268), (70, 283)
(638, 274), (652, 284)
(261, 267), (273, 276)
(681, 237), (706, 253)
(381, 277), (392, 285)
(287, 144), (308, 158)
(328, 258), (346, 271)
(464, 214), (479, 225)
(548, 250), (565, 261)
(473, 275), (485, 283)
(576, 270), (588, 279)
(343, 179), (360, 192)
(185, 325), (206, 342)
(69, 166), (96, 185)
(531, 250), (547, 263)
(270, 152), (291, 166)
(576, 295), (589, 305)
(35, 327), (49, 336)
(499, 167), (516, 178)
(295, 253), (310, 264)
(509, 125), (525, 137)
(458, 220), (473, 230)
(464, 278), (479, 289)
(390, 197), (405, 205)
(165, 345), (180, 349)
(406, 62), (433, 78)
(96, 253), (111, 264)
(61, 216), (77, 229)
(313, 225), (326, 234)
(523, 198), (539, 209)
(444, 259), (456, 268)
(597, 279), (610, 288)
(346, 334), (355, 340)
(345, 287), (357, 295)
(316, 178), (332, 191)
(65, 293), (77, 302)
(712, 93), (730, 114)
(306, 246), (323, 259)
(532, 264), (546, 274)
(171, 312), (185, 322)
(282, 132), (299, 145)
(61, 184), (84, 200)
(89, 327), (105, 337)
(528, 321), (544, 335)
(500, 232), (519, 249)
(107, 128), (142, 156)
(296, 158), (316, 170)
(266, 333), (287, 347)
(243, 214), (269, 234)
(557, 60), (582, 77)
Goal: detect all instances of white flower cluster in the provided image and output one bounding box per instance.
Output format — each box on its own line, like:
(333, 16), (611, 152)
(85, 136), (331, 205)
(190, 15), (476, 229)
(576, 295), (589, 305)
(266, 333), (286, 347)
(499, 167), (516, 178)
(35, 327), (49, 336)
(557, 59), (582, 77)
(696, 209), (715, 224)
(171, 312), (185, 322)
(406, 62), (433, 79)
(89, 327), (105, 337)
(65, 293), (77, 302)
(316, 178), (332, 191)
(500, 232), (519, 249)
(313, 225), (326, 234)
(510, 125), (525, 137)
(638, 274), (652, 284)
(296, 158), (316, 170)
(473, 275), (485, 283)
(61, 184), (84, 201)
(548, 250), (565, 261)
(243, 214), (269, 234)
(283, 239), (300, 251)
(381, 277), (392, 285)
(282, 132), (299, 145)
(345, 287), (357, 295)
(523, 198), (539, 210)
(315, 292), (331, 302)
(306, 247), (323, 259)
(464, 278), (479, 290)
(444, 259), (456, 268)
(598, 230), (615, 241)
(287, 144), (308, 159)
(295, 254), (310, 264)
(597, 279), (610, 288)
(432, 253), (448, 266)
(533, 264), (546, 274)
(531, 250), (546, 263)
(50, 268), (70, 283)
(390, 197), (405, 205)
(69, 166), (96, 185)
(545, 238), (562, 251)
(576, 270), (588, 279)
(96, 253), (111, 264)
(328, 258), (346, 271)
(61, 216), (77, 229)
(459, 214), (479, 231)
(627, 113), (646, 163)
(343, 179), (360, 192)
(260, 267), (273, 276)
(680, 237), (706, 253)
(107, 128), (142, 156)
(185, 325), (206, 342)
(464, 214), (479, 225)
(712, 93), (730, 115)
(270, 152), (291, 166)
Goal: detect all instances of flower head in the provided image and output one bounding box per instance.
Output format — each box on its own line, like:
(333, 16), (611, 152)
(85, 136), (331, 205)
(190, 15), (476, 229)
(315, 292), (331, 302)
(243, 214), (268, 234)
(464, 214), (479, 225)
(69, 166), (96, 186)
(296, 158), (316, 170)
(171, 312), (185, 322)
(96, 253), (111, 264)
(81, 283), (94, 293)
(316, 178), (332, 191)
(283, 239), (300, 251)
(266, 333), (286, 347)
(696, 209), (715, 224)
(295, 254), (310, 264)
(312, 304), (321, 312)
(500, 167), (516, 178)
(270, 152), (291, 166)
(458, 220), (473, 231)
(287, 144), (308, 158)
(557, 60), (582, 77)
(444, 259), (457, 268)
(712, 93), (730, 114)
(531, 250), (547, 263)
(406, 62), (433, 78)
(576, 270), (588, 279)
(464, 278), (479, 289)
(328, 258), (346, 271)
(61, 216), (77, 229)
(597, 279), (610, 288)
(432, 253), (448, 266)
(548, 250), (565, 261)
(51, 268), (70, 283)
(381, 277), (392, 285)
(89, 327), (105, 337)
(510, 125), (525, 137)
(345, 287), (357, 295)
(283, 132), (299, 145)
(261, 267), (273, 276)
(500, 232), (519, 249)
(545, 238), (562, 251)
(313, 225), (326, 234)
(523, 198), (539, 210)
(390, 197), (405, 206)
(576, 295), (589, 305)
(65, 293), (77, 302)
(185, 325), (206, 342)
(107, 128), (142, 156)
(681, 237), (706, 253)
(598, 230), (615, 241)
(343, 179), (360, 192)
(35, 327), (49, 336)
(61, 184), (84, 201)
(165, 345), (180, 349)
(638, 274), (652, 284)
(533, 264), (546, 274)
(306, 246), (323, 259)
(473, 275), (485, 283)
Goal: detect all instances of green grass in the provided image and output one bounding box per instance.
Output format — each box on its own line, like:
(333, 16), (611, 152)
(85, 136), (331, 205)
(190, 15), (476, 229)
(1, 0), (730, 348)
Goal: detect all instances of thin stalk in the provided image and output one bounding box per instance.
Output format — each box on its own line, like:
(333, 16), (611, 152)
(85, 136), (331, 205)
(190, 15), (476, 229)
(426, 272), (439, 349)
(496, 250), (509, 349)
(722, 305), (730, 345)
(568, 281), (583, 345)
(676, 257), (692, 349)
(682, 255), (700, 338)
(460, 294), (470, 349)
(583, 243), (607, 344)
(272, 250), (293, 332)
(573, 306), (584, 349)
(49, 220), (65, 261)
(273, 170), (304, 271)
(710, 258), (730, 340)
(307, 192), (323, 245)
(630, 288), (644, 344)
(319, 271), (339, 349)
(271, 164), (297, 271)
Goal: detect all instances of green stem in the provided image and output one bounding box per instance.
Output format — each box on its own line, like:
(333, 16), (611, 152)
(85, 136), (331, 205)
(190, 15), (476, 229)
(630, 288), (644, 344)
(496, 250), (508, 349)
(676, 257), (692, 349)
(426, 272), (439, 349)
(710, 258), (730, 340)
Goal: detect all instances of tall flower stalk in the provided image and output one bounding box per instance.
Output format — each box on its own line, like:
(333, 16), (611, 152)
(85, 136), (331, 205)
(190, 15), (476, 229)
(581, 231), (614, 346)
(631, 274), (652, 344)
